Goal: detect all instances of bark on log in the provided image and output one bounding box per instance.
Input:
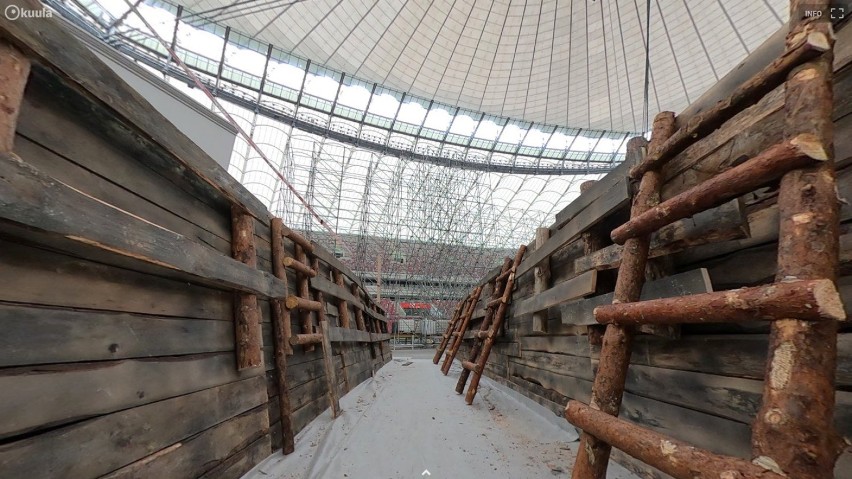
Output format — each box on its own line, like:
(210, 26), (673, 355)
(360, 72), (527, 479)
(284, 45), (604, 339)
(333, 270), (351, 329)
(0, 42), (29, 152)
(288, 333), (323, 346)
(318, 299), (341, 418)
(284, 295), (323, 312)
(753, 6), (845, 476)
(629, 21), (833, 180)
(282, 256), (316, 277)
(231, 205), (262, 370)
(532, 227), (551, 334)
(270, 218), (294, 454)
(351, 283), (367, 332)
(565, 401), (785, 479)
(571, 113), (675, 479)
(612, 137), (826, 245)
(456, 258), (512, 394)
(465, 245), (527, 404)
(594, 279), (845, 325)
(441, 285), (482, 375)
(295, 245), (315, 352)
(433, 301), (465, 364)
(281, 225), (313, 254)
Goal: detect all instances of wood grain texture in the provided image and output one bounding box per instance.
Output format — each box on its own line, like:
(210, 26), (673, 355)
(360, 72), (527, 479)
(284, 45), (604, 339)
(0, 353), (258, 440)
(0, 153), (286, 297)
(0, 376), (266, 478)
(562, 269), (712, 326)
(514, 270), (597, 316)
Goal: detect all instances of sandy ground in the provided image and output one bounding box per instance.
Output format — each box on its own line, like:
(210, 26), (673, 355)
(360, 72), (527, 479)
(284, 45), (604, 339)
(245, 350), (638, 479)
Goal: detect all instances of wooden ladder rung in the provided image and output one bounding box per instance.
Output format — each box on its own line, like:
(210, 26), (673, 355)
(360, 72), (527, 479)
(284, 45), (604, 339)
(611, 137), (825, 245)
(628, 20), (832, 180)
(283, 256), (317, 277)
(281, 224), (314, 253)
(461, 360), (480, 373)
(565, 401), (785, 479)
(289, 333), (323, 346)
(594, 279), (846, 325)
(285, 295), (323, 311)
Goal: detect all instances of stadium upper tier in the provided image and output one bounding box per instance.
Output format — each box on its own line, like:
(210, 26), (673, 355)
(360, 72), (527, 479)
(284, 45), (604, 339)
(56, 0), (649, 174)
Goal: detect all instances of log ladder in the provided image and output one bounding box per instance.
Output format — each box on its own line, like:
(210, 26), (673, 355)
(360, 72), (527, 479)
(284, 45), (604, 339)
(437, 244), (527, 404)
(270, 220), (341, 454)
(567, 4), (845, 479)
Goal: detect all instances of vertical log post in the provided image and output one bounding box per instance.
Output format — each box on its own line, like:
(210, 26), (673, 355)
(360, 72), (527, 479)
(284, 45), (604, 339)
(751, 2), (845, 476)
(230, 206), (263, 370)
(333, 270), (352, 328)
(571, 114), (675, 479)
(0, 42), (30, 153)
(319, 317), (341, 418)
(532, 228), (551, 334)
(270, 218), (295, 454)
(294, 244), (315, 352)
(351, 283), (367, 332)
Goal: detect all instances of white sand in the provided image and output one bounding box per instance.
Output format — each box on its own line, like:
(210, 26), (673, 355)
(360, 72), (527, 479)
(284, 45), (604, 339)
(245, 353), (638, 479)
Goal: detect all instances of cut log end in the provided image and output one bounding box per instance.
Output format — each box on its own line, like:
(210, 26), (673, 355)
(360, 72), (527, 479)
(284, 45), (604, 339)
(285, 296), (300, 310)
(812, 279), (847, 321)
(806, 31), (831, 52)
(791, 134), (829, 161)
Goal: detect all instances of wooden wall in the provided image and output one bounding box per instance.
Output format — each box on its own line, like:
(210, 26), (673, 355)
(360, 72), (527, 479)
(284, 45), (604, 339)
(0, 9), (390, 479)
(456, 22), (852, 479)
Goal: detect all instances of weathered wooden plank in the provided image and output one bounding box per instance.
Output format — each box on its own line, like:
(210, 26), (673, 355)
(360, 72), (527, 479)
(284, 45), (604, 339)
(519, 335), (591, 357)
(327, 326), (372, 343)
(198, 434), (272, 479)
(101, 406), (268, 479)
(512, 351), (594, 381)
(509, 360), (592, 402)
(0, 153), (286, 298)
(0, 304), (232, 367)
(574, 200), (747, 272)
(311, 275), (364, 310)
(0, 376), (266, 479)
(562, 268), (712, 326)
(15, 98), (232, 253)
(514, 270), (597, 317)
(517, 181), (629, 277)
(310, 240), (364, 290)
(0, 352), (259, 440)
(0, 240), (232, 319)
(553, 165), (633, 229)
(0, 4), (269, 219)
(532, 227), (551, 333)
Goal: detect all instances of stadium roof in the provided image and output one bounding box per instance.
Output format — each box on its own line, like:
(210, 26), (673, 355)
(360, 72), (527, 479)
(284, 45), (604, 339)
(167, 0), (786, 132)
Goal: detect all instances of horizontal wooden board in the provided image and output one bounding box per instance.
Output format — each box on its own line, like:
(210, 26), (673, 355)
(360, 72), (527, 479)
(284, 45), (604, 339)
(562, 268), (712, 326)
(327, 326), (372, 343)
(0, 352), (261, 440)
(0, 7), (269, 220)
(198, 434), (272, 479)
(0, 239), (232, 320)
(553, 167), (632, 230)
(511, 351), (594, 381)
(574, 199), (747, 272)
(519, 335), (591, 357)
(0, 376), (266, 478)
(310, 276), (364, 310)
(0, 303), (233, 366)
(514, 270), (597, 316)
(101, 406), (269, 479)
(0, 152), (285, 298)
